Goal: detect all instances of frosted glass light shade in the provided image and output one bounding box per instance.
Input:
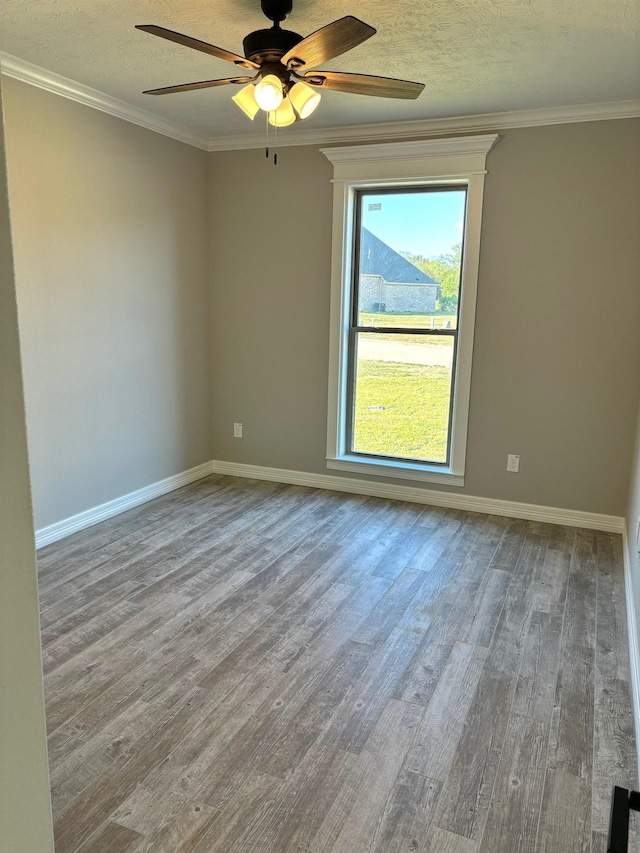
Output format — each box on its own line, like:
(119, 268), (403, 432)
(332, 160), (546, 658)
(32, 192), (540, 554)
(289, 82), (321, 119)
(268, 98), (296, 127)
(254, 75), (284, 111)
(232, 84), (260, 119)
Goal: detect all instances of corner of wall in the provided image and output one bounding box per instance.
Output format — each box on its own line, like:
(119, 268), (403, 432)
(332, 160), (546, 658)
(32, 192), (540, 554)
(624, 393), (640, 785)
(623, 528), (640, 785)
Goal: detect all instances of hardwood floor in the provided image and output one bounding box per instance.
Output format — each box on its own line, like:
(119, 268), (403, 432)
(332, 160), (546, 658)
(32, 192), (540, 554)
(38, 475), (638, 852)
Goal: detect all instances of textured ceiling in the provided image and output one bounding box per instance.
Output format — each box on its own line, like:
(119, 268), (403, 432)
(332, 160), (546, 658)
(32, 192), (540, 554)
(1, 0), (639, 142)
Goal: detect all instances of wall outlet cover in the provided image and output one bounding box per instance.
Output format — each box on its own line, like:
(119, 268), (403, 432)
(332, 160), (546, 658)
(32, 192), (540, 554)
(507, 454), (520, 473)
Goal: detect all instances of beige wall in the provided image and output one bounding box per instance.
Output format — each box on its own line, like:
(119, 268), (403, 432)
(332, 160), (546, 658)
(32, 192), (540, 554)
(209, 145), (334, 476)
(209, 119), (640, 516)
(0, 81), (54, 852)
(3, 79), (212, 530)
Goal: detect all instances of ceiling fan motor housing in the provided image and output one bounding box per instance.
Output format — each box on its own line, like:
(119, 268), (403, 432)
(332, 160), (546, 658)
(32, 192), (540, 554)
(243, 27), (303, 66)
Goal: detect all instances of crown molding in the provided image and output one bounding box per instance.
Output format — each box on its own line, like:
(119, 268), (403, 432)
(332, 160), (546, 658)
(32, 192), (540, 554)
(0, 52), (210, 150)
(321, 134), (499, 165)
(207, 98), (640, 151)
(1, 51), (638, 153)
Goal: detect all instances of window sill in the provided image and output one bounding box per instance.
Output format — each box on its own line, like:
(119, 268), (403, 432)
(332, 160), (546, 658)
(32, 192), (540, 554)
(327, 455), (464, 487)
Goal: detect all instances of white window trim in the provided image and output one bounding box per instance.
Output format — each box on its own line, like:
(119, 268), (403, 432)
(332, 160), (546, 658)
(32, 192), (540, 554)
(321, 135), (499, 487)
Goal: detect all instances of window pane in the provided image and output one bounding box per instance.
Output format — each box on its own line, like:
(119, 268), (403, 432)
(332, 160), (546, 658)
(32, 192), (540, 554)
(356, 189), (466, 330)
(351, 333), (454, 464)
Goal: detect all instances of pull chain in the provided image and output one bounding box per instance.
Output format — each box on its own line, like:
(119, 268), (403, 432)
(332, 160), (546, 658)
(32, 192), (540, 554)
(274, 121), (278, 166)
(264, 111), (279, 166)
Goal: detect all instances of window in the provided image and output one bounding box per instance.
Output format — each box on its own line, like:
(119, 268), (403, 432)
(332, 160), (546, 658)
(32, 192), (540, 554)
(322, 136), (498, 486)
(349, 186), (466, 467)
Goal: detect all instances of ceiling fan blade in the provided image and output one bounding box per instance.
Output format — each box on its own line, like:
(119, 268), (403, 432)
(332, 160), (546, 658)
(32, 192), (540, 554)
(136, 25), (258, 70)
(304, 70), (425, 99)
(281, 16), (375, 70)
(143, 77), (252, 95)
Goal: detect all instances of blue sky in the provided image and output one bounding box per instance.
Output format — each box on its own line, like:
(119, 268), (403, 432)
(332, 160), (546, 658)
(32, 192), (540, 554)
(361, 189), (466, 259)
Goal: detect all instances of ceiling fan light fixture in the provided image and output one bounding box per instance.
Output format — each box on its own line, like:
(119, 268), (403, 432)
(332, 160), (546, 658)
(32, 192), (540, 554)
(268, 97), (296, 127)
(254, 74), (284, 111)
(289, 81), (321, 119)
(231, 84), (260, 119)
(137, 10), (425, 145)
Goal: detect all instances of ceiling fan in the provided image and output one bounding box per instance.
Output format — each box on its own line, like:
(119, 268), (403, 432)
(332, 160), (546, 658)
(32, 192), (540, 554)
(136, 0), (425, 127)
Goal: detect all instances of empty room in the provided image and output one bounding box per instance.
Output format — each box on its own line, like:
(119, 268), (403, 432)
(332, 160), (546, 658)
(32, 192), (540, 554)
(1, 1), (640, 851)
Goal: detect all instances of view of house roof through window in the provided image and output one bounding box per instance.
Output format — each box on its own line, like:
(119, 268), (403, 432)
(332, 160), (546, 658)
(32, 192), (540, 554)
(358, 229), (439, 317)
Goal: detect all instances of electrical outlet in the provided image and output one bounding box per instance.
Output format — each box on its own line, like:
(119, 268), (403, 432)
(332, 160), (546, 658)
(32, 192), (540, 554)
(233, 423), (243, 438)
(507, 454), (520, 473)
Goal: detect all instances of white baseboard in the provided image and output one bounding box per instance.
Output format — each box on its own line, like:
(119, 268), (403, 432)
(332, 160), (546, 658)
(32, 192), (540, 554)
(210, 459), (624, 533)
(35, 461), (215, 549)
(623, 528), (640, 785)
(35, 456), (624, 548)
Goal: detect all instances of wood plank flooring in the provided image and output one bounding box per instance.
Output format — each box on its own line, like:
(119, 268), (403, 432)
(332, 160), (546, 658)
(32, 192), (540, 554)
(38, 475), (638, 852)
